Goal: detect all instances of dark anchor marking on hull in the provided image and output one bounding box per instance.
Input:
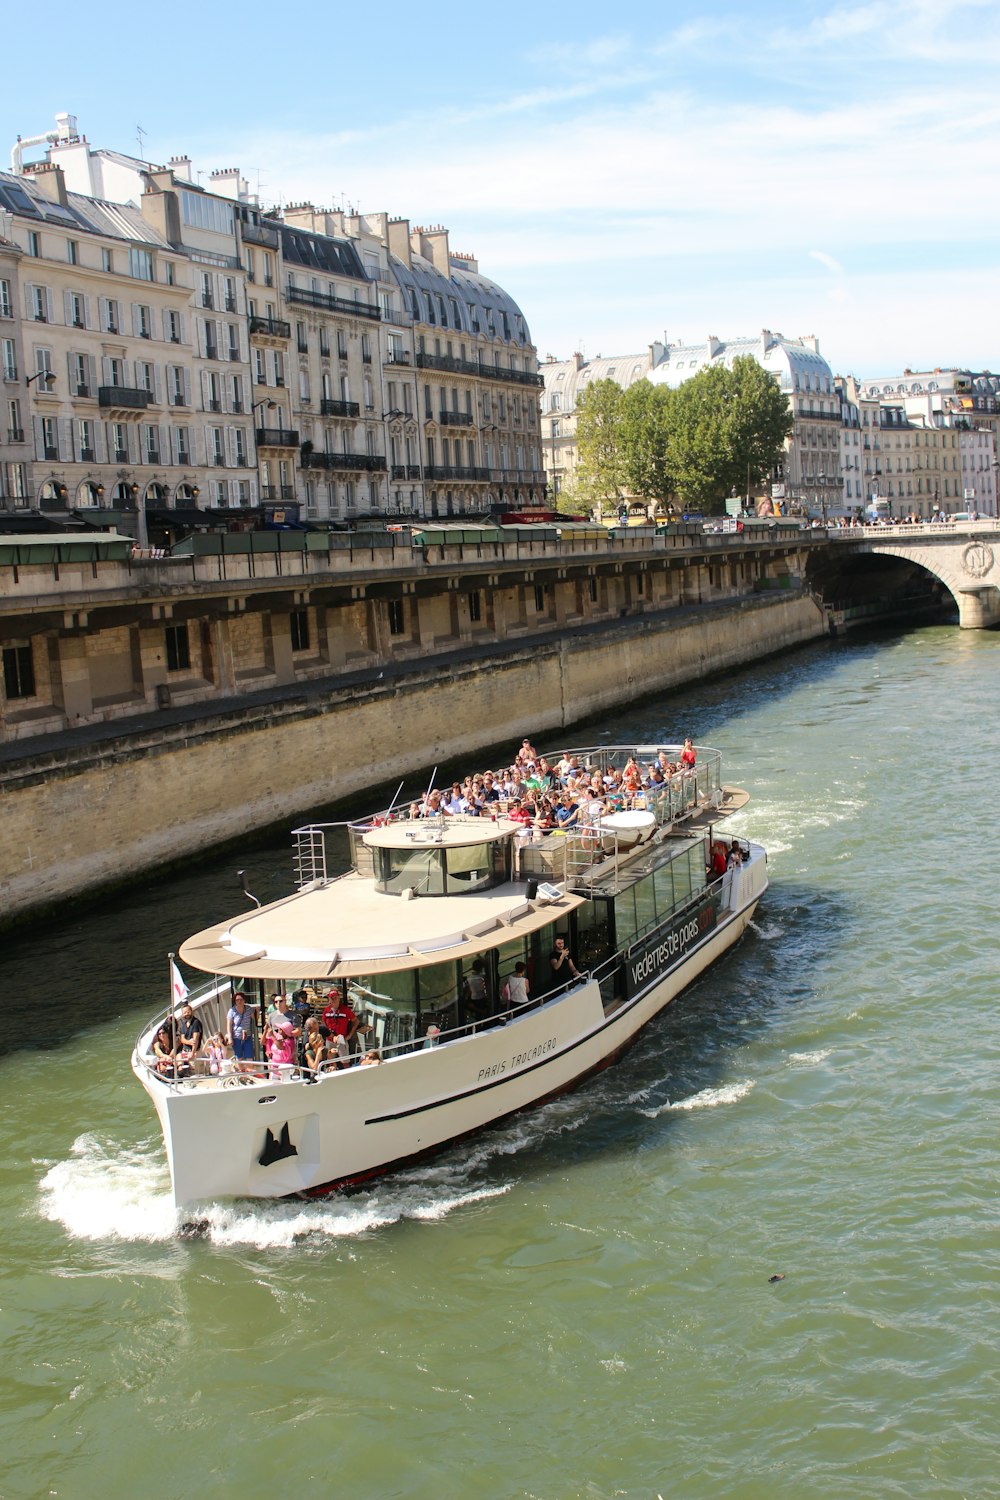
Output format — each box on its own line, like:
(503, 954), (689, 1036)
(258, 1122), (298, 1167)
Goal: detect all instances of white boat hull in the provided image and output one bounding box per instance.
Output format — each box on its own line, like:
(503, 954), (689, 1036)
(135, 861), (766, 1208)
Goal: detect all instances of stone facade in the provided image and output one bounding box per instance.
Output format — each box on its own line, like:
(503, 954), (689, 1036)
(0, 524), (816, 741)
(0, 119), (544, 536)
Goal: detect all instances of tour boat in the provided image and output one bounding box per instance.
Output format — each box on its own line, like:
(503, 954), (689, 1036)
(132, 745), (767, 1208)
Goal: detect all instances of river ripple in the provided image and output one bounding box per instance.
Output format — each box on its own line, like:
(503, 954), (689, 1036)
(1, 623), (998, 1499)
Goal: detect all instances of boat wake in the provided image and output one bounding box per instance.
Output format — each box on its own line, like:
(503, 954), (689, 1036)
(37, 1100), (598, 1249)
(36, 1130), (519, 1248)
(639, 1079), (755, 1119)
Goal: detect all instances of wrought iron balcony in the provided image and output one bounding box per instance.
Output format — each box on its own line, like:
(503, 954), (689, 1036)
(255, 427), (300, 448)
(301, 451), (387, 472)
(249, 315), (291, 340)
(261, 484), (296, 500)
(424, 464), (490, 482)
(320, 398), (360, 418)
(438, 410), (474, 427)
(386, 350), (411, 366)
(99, 385), (151, 412)
(415, 351), (544, 388)
(285, 286), (381, 322)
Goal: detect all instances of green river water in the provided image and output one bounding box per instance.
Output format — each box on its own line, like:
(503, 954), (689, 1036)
(1, 623), (998, 1500)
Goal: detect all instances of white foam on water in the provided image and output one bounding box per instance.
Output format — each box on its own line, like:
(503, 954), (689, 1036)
(640, 1079), (755, 1119)
(38, 1133), (178, 1244)
(787, 1049), (832, 1066)
(37, 1131), (512, 1250)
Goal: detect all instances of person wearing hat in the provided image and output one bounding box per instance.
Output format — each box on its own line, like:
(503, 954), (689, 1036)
(321, 988), (359, 1048)
(422, 1025), (441, 1049)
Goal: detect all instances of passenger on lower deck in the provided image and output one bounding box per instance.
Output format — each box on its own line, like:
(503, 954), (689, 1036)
(226, 992), (254, 1064)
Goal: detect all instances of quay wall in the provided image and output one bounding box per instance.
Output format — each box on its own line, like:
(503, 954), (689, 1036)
(0, 592), (823, 924)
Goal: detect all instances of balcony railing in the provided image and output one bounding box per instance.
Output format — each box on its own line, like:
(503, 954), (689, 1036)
(320, 398), (360, 418)
(98, 386), (150, 411)
(261, 484), (295, 500)
(424, 464), (490, 482)
(7, 427), (24, 443)
(285, 285), (381, 322)
(301, 451), (387, 472)
(249, 315), (291, 340)
(255, 427), (300, 448)
(386, 351), (411, 366)
(489, 468), (548, 485)
(390, 464), (424, 481)
(415, 351), (544, 388)
(439, 410), (474, 426)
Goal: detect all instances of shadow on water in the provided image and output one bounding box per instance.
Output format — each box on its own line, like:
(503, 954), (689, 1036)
(426, 876), (850, 1193)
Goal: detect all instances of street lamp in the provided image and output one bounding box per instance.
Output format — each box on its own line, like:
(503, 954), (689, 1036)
(251, 398), (278, 503)
(25, 370), (56, 390)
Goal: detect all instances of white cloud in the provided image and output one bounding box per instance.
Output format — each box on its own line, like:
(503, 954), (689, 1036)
(198, 0), (1000, 377)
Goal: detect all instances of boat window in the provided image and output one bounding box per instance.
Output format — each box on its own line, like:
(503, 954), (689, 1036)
(418, 959), (459, 1034)
(614, 886), (639, 950)
(634, 872), (658, 937)
(376, 845), (445, 896)
(352, 971), (419, 1053)
(496, 934), (530, 999)
(445, 840), (494, 892)
(574, 898), (613, 972)
(652, 861), (675, 914)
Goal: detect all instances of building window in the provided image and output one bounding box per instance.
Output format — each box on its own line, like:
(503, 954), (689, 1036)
(3, 643), (35, 699)
(2, 339), (16, 381)
(290, 609), (310, 652)
(165, 624), (190, 673)
(28, 231), (40, 257)
(0, 279), (10, 318)
(67, 239), (78, 265)
(387, 598), (404, 635)
(589, 575), (598, 603)
(468, 590), (482, 623)
(102, 247), (113, 273)
(129, 247), (154, 281)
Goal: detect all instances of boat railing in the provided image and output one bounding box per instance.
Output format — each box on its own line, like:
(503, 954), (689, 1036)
(133, 969), (588, 1088)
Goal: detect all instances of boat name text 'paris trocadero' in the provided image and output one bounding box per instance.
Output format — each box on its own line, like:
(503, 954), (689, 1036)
(477, 1035), (559, 1082)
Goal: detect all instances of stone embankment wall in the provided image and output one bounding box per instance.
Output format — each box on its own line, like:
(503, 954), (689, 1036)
(0, 592), (823, 925)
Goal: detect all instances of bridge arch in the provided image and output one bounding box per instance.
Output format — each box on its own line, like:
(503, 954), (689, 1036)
(809, 526), (1000, 630)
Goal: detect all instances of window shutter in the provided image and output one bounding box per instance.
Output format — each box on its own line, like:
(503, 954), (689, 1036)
(24, 283), (35, 318)
(161, 308), (171, 342)
(102, 356), (113, 384)
(131, 303), (142, 337)
(152, 365), (162, 405)
(63, 290), (74, 325)
(183, 367), (192, 407)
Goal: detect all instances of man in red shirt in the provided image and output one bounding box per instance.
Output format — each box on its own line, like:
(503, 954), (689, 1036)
(322, 990), (359, 1047)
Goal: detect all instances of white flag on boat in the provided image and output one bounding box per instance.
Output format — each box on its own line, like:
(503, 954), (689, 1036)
(170, 959), (189, 1008)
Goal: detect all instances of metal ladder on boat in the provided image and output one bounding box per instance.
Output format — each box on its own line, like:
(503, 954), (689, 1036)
(292, 826), (328, 889)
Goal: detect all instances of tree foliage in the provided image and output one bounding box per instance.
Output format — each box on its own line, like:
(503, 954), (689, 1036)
(574, 379), (627, 508)
(619, 382), (674, 503)
(571, 356), (793, 515)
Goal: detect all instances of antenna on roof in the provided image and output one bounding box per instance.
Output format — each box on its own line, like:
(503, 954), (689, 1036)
(136, 124), (147, 160)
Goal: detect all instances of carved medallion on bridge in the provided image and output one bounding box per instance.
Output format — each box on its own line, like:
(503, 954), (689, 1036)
(961, 542), (995, 579)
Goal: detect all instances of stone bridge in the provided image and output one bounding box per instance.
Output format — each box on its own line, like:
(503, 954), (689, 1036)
(821, 521), (1000, 628)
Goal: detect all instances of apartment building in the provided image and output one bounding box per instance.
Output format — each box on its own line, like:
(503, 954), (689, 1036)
(540, 331), (842, 514)
(0, 118), (544, 535)
(841, 374), (996, 517)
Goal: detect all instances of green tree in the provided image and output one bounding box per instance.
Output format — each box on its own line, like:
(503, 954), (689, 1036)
(667, 357), (793, 512)
(619, 381), (674, 504)
(574, 378), (626, 512)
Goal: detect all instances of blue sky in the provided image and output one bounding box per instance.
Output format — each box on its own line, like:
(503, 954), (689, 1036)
(6, 0), (999, 376)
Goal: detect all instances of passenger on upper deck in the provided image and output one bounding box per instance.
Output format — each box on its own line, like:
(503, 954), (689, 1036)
(681, 738), (697, 769)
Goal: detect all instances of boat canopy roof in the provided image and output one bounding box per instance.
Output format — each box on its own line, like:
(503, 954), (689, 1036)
(178, 873), (585, 980)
